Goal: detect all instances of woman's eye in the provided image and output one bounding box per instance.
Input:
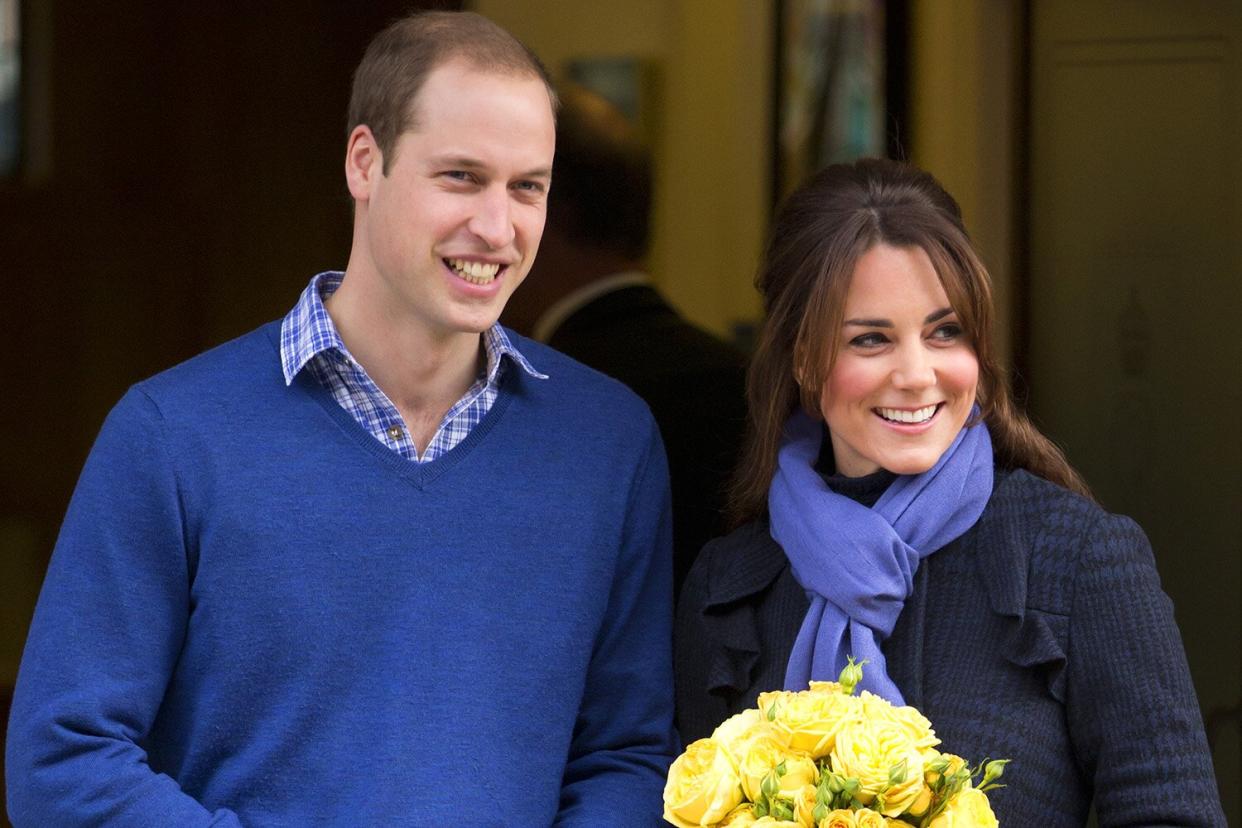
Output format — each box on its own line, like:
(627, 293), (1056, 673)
(931, 323), (963, 341)
(849, 332), (889, 348)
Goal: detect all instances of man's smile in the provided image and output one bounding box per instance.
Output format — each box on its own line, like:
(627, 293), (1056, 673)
(446, 257), (504, 285)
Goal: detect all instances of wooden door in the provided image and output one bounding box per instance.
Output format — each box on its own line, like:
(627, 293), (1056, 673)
(1027, 1), (1241, 817)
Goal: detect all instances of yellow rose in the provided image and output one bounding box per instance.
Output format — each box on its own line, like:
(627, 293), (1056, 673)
(713, 709), (775, 767)
(771, 687), (863, 758)
(851, 809), (885, 828)
(858, 692), (940, 753)
(719, 804), (760, 827)
(789, 784), (819, 828)
(806, 680), (845, 695)
(829, 721), (926, 817)
(753, 819), (803, 827)
(713, 709), (765, 749)
(757, 689), (798, 722)
(817, 809), (856, 828)
(663, 738), (745, 828)
(738, 735), (820, 802)
(905, 783), (933, 818)
(927, 787), (999, 828)
(923, 752), (967, 787)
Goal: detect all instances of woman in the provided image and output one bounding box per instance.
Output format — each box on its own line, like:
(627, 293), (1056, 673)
(674, 159), (1224, 825)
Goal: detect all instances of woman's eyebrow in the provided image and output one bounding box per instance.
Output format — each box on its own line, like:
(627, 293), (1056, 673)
(844, 308), (955, 327)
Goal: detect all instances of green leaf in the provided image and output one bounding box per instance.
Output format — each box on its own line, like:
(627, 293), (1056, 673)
(761, 770), (780, 800)
(889, 759), (908, 786)
(838, 655), (870, 695)
(980, 758), (1011, 787)
(772, 798), (795, 821)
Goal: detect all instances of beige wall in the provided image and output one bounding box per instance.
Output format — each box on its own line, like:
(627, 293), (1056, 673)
(909, 1), (1021, 365)
(473, 0), (771, 339)
(475, 1), (1020, 354)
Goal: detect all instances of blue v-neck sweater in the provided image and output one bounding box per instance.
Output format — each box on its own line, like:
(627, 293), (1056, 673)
(7, 322), (677, 826)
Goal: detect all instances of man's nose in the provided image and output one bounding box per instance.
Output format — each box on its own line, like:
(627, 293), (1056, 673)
(467, 187), (516, 249)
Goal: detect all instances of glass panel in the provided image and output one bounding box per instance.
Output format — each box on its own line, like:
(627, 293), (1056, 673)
(0, 0), (18, 175)
(778, 0), (886, 200)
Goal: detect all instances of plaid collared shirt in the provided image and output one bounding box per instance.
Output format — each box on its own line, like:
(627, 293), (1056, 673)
(279, 271), (546, 463)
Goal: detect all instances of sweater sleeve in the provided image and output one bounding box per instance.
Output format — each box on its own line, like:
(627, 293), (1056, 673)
(5, 388), (241, 827)
(1064, 512), (1225, 827)
(555, 423), (679, 827)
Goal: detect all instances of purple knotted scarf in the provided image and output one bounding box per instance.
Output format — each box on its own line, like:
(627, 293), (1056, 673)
(768, 408), (993, 704)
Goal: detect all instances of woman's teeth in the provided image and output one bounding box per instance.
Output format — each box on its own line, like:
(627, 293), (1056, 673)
(876, 405), (938, 424)
(447, 258), (500, 285)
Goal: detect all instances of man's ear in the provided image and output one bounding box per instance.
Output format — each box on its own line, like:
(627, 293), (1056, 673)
(345, 125), (383, 201)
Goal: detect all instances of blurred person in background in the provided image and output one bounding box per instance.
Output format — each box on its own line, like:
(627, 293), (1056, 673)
(505, 84), (747, 600)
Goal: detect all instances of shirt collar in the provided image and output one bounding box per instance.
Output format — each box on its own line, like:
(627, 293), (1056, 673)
(532, 270), (650, 343)
(279, 271), (548, 386)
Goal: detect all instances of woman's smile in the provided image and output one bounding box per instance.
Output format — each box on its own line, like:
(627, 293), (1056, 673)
(874, 403), (942, 426)
(819, 244), (979, 478)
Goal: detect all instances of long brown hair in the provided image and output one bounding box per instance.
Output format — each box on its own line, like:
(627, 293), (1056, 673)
(729, 158), (1089, 525)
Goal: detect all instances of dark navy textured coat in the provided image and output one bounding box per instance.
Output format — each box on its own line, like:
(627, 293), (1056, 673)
(674, 468), (1225, 826)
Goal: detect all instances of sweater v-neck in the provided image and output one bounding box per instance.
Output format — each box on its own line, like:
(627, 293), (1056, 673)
(264, 322), (516, 489)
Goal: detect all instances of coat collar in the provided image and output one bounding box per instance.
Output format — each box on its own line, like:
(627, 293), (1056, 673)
(695, 469), (1069, 706)
(702, 520), (788, 607)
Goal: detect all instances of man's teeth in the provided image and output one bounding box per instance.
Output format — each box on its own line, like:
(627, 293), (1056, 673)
(877, 405), (938, 424)
(447, 258), (501, 285)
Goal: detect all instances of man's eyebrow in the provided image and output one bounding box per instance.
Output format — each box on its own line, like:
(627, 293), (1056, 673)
(429, 156), (551, 180)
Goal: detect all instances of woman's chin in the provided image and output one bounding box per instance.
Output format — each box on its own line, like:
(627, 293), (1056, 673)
(869, 449), (942, 477)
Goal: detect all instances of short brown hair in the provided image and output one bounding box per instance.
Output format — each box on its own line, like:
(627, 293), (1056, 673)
(546, 84), (652, 260)
(730, 158), (1089, 524)
(347, 11), (557, 173)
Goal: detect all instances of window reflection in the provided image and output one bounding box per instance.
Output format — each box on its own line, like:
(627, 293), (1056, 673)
(0, 0), (18, 175)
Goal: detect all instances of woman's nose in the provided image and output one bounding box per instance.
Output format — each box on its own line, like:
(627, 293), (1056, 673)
(891, 344), (936, 389)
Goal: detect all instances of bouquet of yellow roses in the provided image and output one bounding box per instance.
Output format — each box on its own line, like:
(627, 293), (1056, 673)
(664, 660), (1008, 827)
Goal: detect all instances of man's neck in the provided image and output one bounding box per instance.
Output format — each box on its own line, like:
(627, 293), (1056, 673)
(324, 278), (483, 453)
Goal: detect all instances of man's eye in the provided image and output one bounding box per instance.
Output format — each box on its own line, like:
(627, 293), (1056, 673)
(513, 180), (545, 194)
(443, 171), (475, 183)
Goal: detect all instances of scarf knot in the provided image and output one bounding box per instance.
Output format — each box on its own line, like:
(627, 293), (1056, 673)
(768, 409), (993, 704)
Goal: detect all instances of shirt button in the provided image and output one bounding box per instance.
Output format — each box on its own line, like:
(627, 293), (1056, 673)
(387, 425), (403, 441)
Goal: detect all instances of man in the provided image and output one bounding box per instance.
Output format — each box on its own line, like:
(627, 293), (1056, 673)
(503, 85), (748, 599)
(6, 13), (676, 826)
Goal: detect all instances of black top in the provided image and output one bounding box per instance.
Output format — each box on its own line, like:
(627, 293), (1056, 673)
(549, 284), (747, 599)
(674, 468), (1225, 826)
